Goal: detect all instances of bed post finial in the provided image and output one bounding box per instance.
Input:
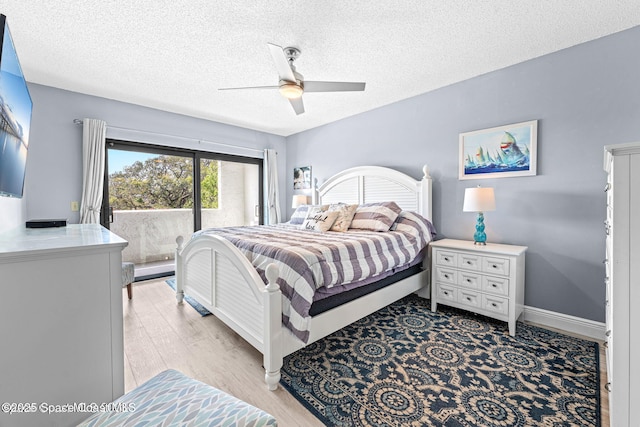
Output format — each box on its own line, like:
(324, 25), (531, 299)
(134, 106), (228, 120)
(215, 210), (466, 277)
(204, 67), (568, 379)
(265, 264), (279, 292)
(422, 164), (431, 179)
(311, 177), (319, 205)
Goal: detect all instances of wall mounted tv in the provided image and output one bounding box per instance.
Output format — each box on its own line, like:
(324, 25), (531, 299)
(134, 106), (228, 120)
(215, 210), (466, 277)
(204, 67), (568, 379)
(0, 14), (32, 198)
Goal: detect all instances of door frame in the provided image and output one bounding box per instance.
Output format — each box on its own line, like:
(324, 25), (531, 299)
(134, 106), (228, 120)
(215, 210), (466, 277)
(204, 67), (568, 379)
(101, 139), (264, 231)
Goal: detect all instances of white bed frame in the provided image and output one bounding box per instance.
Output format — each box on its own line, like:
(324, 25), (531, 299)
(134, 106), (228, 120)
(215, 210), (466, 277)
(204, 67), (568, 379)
(175, 165), (433, 390)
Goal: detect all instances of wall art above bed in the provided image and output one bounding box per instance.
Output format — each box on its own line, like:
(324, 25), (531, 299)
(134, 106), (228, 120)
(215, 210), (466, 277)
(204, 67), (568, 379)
(293, 165), (312, 189)
(459, 120), (538, 180)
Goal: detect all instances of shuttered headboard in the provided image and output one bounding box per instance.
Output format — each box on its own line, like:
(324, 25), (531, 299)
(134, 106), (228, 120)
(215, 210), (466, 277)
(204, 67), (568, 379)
(313, 165), (432, 222)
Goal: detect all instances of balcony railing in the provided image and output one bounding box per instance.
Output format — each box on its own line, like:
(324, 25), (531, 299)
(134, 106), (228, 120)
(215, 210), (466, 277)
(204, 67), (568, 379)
(110, 208), (256, 268)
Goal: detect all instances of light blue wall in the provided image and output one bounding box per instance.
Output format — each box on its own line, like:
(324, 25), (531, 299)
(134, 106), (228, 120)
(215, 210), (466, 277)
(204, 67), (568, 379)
(286, 26), (640, 322)
(22, 84), (287, 224)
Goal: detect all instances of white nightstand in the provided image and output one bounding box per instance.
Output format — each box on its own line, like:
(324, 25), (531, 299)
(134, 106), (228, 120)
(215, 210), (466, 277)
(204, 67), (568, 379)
(430, 239), (527, 336)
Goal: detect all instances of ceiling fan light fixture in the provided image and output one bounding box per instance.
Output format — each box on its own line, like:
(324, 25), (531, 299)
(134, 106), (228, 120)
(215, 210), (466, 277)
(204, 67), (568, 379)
(279, 82), (303, 99)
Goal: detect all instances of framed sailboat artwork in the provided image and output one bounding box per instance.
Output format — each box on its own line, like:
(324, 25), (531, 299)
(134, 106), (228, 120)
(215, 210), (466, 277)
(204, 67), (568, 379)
(459, 120), (538, 180)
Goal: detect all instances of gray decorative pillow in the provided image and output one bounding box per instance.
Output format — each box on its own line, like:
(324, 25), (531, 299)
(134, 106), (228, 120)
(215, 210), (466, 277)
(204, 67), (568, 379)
(349, 201), (402, 232)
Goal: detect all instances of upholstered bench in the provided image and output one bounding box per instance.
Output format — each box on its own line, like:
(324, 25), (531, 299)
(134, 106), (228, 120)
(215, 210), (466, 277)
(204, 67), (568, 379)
(122, 262), (135, 299)
(78, 369), (277, 426)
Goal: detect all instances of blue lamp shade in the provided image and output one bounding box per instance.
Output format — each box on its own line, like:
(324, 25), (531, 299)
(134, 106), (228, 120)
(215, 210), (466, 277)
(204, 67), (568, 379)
(463, 187), (496, 245)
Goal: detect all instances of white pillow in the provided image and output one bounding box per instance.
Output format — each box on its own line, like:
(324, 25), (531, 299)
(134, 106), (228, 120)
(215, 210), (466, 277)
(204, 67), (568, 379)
(301, 208), (339, 232)
(289, 204), (328, 225)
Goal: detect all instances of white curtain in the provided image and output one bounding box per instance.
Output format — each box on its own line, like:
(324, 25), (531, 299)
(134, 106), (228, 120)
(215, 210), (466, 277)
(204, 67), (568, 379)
(79, 119), (107, 224)
(264, 148), (281, 224)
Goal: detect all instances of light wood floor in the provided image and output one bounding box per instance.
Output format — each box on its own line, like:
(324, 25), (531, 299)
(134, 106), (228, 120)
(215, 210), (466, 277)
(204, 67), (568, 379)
(124, 278), (609, 427)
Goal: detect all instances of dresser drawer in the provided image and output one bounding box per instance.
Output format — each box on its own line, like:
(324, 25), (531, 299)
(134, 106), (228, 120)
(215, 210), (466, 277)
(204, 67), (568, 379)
(435, 250), (457, 267)
(457, 253), (481, 271)
(458, 271), (481, 289)
(482, 294), (509, 316)
(482, 256), (510, 276)
(457, 289), (481, 309)
(482, 276), (509, 296)
(434, 267), (457, 284)
(436, 284), (457, 303)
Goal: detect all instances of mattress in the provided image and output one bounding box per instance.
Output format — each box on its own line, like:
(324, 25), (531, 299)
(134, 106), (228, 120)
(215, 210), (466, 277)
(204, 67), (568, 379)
(195, 211), (434, 342)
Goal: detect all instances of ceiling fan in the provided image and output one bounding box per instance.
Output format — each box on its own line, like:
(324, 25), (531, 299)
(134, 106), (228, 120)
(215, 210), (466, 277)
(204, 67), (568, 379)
(219, 43), (366, 115)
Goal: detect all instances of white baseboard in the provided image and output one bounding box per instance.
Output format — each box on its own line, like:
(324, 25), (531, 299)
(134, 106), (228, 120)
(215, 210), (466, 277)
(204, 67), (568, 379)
(523, 305), (605, 342)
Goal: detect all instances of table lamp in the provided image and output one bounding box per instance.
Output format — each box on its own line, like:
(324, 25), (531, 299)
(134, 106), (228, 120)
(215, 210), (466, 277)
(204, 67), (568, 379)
(292, 194), (308, 209)
(463, 186), (496, 245)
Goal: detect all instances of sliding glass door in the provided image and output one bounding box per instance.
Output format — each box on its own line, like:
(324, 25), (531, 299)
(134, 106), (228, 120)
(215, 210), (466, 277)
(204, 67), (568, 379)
(198, 158), (261, 230)
(102, 140), (263, 279)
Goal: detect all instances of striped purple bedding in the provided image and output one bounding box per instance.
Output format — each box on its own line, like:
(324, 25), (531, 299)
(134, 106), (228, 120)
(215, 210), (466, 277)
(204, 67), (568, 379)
(195, 211), (434, 343)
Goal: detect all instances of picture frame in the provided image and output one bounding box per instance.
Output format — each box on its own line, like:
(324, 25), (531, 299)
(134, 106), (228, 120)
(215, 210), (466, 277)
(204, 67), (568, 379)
(459, 120), (538, 180)
(293, 166), (312, 190)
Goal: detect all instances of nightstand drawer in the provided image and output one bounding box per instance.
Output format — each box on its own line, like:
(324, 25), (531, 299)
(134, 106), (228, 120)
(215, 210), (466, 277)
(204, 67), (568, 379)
(435, 250), (457, 267)
(482, 294), (509, 316)
(482, 276), (509, 296)
(434, 267), (457, 284)
(458, 289), (481, 309)
(458, 271), (481, 289)
(436, 284), (457, 303)
(482, 257), (510, 276)
(458, 253), (481, 271)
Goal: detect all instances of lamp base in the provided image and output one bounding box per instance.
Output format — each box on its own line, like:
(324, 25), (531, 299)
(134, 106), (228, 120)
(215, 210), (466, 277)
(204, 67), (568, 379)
(472, 212), (488, 245)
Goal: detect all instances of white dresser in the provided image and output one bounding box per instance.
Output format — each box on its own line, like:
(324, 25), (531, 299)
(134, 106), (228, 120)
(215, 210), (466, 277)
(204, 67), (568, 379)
(603, 142), (640, 427)
(0, 224), (127, 427)
(430, 239), (527, 336)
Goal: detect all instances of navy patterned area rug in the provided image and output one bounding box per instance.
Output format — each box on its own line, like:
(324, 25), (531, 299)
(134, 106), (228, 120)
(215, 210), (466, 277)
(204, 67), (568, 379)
(165, 278), (211, 317)
(280, 295), (600, 426)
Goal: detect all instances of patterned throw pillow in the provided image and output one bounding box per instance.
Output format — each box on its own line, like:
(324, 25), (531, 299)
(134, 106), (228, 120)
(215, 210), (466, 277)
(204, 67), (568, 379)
(328, 203), (358, 232)
(349, 201), (402, 232)
(289, 204), (328, 225)
(301, 207), (339, 232)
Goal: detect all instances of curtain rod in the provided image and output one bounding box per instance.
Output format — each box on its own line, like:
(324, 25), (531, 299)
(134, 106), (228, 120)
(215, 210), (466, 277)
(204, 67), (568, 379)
(73, 119), (265, 154)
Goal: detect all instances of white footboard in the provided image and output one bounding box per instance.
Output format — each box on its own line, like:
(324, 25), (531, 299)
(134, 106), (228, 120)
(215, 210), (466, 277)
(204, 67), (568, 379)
(175, 235), (282, 390)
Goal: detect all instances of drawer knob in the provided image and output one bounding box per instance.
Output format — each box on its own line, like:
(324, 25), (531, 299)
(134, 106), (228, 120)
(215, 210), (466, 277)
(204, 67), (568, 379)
(444, 257), (449, 261)
(491, 284), (497, 288)
(443, 291), (449, 296)
(604, 183), (611, 192)
(466, 279), (471, 283)
(466, 261), (472, 265)
(492, 264), (498, 268)
(491, 303), (497, 307)
(605, 382), (612, 392)
(605, 329), (611, 337)
(466, 297), (471, 301)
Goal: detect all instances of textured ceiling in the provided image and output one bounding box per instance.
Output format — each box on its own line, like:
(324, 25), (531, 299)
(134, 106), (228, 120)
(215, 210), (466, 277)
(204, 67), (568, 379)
(3, 1), (640, 136)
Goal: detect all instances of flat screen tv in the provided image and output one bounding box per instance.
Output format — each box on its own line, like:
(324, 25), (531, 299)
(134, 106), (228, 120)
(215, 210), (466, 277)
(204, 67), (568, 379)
(0, 14), (32, 198)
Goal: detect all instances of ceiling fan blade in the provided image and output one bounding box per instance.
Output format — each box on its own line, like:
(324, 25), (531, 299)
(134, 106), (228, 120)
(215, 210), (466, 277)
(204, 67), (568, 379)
(289, 97), (304, 115)
(303, 81), (366, 93)
(219, 85), (279, 91)
(268, 43), (296, 82)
